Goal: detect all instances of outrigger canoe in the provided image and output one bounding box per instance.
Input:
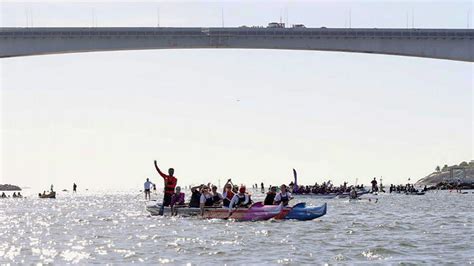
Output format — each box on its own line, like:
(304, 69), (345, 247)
(273, 202), (327, 221)
(146, 202), (283, 221)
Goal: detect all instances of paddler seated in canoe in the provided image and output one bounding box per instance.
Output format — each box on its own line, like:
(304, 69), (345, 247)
(200, 186), (214, 215)
(273, 184), (292, 206)
(222, 179), (235, 208)
(170, 186), (185, 215)
(228, 186), (252, 213)
(211, 185), (223, 206)
(154, 160), (177, 207)
(264, 186), (277, 205)
(189, 184), (203, 208)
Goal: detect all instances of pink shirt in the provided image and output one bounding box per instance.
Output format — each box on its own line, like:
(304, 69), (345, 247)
(170, 192), (185, 206)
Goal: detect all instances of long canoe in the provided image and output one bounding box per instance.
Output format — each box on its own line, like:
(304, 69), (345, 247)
(146, 202), (283, 221)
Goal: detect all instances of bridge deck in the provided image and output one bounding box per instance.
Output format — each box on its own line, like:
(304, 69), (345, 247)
(1, 27), (473, 61)
(1, 27), (473, 39)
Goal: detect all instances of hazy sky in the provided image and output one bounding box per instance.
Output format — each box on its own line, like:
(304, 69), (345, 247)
(1, 1), (473, 191)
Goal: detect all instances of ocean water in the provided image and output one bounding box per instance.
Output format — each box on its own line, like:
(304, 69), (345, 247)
(0, 190), (472, 264)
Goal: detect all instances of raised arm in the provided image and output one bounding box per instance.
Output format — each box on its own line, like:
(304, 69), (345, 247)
(154, 160), (167, 179)
(222, 179), (233, 193)
(191, 184), (203, 192)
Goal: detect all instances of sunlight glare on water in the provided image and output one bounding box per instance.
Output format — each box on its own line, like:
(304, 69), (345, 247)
(0, 190), (473, 264)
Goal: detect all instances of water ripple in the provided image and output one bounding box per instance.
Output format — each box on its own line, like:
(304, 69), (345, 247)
(0, 191), (473, 263)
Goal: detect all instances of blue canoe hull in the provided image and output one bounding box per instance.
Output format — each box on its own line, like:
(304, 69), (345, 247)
(284, 202), (327, 221)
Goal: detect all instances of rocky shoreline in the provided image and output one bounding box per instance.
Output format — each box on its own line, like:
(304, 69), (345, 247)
(416, 161), (474, 189)
(0, 184), (22, 191)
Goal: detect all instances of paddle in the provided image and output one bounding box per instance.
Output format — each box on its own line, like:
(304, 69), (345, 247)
(225, 205), (240, 220)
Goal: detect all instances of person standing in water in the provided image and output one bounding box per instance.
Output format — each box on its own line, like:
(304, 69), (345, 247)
(73, 183), (77, 193)
(144, 178), (154, 200)
(154, 160), (177, 206)
(371, 178), (378, 192)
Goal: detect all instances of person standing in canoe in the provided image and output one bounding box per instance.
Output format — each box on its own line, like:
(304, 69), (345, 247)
(154, 160), (177, 207)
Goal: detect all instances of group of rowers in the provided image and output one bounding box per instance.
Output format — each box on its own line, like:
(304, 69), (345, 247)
(145, 161), (294, 216)
(0, 192), (23, 198)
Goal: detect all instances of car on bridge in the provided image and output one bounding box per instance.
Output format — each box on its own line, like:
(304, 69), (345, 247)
(267, 22), (285, 28)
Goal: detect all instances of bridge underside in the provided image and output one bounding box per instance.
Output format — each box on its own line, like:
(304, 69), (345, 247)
(1, 28), (473, 62)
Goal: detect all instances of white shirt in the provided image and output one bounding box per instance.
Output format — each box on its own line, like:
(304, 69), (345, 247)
(144, 181), (153, 190)
(200, 193), (213, 204)
(229, 194), (250, 210)
(274, 192), (292, 202)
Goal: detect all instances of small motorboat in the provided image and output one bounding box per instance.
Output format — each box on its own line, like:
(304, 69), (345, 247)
(274, 202), (327, 221)
(38, 191), (56, 198)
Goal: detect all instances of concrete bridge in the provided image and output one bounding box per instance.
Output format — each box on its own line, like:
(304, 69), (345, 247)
(0, 27), (473, 62)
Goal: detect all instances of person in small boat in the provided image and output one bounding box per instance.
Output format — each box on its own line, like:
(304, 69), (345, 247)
(154, 160), (177, 207)
(222, 180), (235, 208)
(189, 184), (203, 208)
(17, 192), (22, 198)
(211, 185), (223, 206)
(229, 186), (252, 212)
(12, 192), (17, 198)
(1, 192), (6, 198)
(264, 186), (277, 205)
(144, 178), (154, 200)
(273, 184), (292, 206)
